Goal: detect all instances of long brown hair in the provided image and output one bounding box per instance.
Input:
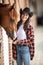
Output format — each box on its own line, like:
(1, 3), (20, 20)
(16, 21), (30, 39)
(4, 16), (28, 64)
(23, 17), (29, 30)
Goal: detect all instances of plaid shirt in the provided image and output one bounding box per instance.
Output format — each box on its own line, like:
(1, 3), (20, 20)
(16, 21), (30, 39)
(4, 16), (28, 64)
(12, 24), (34, 60)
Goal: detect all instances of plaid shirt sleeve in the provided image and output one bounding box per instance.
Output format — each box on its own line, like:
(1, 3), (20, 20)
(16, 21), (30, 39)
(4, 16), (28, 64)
(28, 25), (34, 60)
(19, 25), (35, 60)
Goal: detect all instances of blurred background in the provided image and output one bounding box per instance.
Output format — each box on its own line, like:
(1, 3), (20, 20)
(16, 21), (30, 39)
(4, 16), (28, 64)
(0, 0), (43, 65)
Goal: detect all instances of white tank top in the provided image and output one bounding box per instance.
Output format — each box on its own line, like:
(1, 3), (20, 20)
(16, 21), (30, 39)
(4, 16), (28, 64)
(17, 24), (27, 40)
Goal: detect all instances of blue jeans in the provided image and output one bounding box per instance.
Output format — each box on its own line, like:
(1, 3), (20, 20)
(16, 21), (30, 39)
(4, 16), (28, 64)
(16, 44), (30, 65)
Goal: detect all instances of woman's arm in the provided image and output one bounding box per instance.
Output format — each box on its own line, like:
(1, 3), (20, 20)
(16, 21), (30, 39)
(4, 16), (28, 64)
(29, 26), (34, 60)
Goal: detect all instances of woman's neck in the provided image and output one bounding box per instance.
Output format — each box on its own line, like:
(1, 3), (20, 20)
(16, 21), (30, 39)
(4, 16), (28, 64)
(22, 20), (25, 24)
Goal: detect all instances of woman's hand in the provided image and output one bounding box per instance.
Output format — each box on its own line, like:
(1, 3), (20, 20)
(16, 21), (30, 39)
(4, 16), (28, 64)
(13, 40), (21, 45)
(13, 40), (18, 45)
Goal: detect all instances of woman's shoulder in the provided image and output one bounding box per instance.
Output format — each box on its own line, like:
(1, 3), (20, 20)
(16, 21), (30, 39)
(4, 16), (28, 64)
(27, 23), (33, 29)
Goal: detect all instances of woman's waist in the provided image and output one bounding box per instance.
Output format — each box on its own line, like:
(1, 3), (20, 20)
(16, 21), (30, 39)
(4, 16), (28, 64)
(17, 39), (30, 46)
(17, 38), (27, 40)
(16, 44), (30, 52)
(17, 44), (27, 47)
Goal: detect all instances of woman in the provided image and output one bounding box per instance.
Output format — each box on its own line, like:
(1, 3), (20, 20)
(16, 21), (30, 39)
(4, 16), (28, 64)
(13, 7), (34, 65)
